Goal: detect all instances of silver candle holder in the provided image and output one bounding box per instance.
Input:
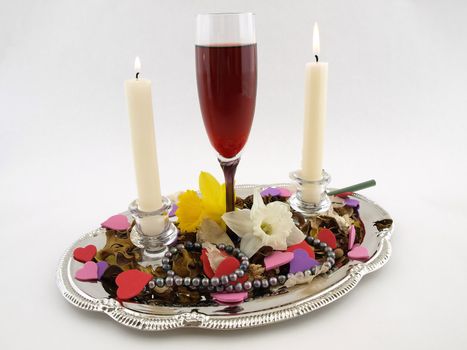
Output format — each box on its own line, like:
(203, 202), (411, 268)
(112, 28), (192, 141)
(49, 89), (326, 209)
(289, 170), (331, 217)
(129, 196), (178, 266)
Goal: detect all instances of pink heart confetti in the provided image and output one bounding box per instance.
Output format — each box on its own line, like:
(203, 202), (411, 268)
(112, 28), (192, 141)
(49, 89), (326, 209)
(264, 251), (294, 271)
(212, 292), (248, 305)
(97, 261), (109, 280)
(348, 245), (370, 261)
(278, 187), (292, 197)
(348, 225), (356, 250)
(101, 214), (130, 231)
(261, 187), (281, 197)
(75, 261), (98, 281)
(344, 198), (360, 208)
(289, 249), (320, 274)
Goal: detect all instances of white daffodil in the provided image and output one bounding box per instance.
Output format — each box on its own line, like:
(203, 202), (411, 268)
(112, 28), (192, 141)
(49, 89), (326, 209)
(222, 190), (305, 257)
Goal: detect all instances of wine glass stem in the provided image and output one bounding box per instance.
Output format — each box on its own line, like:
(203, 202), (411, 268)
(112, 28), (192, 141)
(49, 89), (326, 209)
(218, 156), (240, 212)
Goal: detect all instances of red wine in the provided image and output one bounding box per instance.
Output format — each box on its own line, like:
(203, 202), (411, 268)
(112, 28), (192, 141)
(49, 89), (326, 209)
(196, 44), (257, 159)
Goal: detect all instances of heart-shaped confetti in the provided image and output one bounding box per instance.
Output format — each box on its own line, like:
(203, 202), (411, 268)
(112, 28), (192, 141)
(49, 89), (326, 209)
(278, 187), (292, 197)
(261, 187), (281, 197)
(73, 244), (97, 263)
(289, 249), (320, 274)
(75, 261), (98, 281)
(214, 257), (248, 284)
(336, 192), (353, 198)
(212, 292), (248, 305)
(169, 204), (178, 217)
(287, 240), (315, 259)
(101, 214), (130, 231)
(348, 245), (370, 261)
(97, 261), (109, 280)
(264, 251), (294, 271)
(318, 228), (337, 249)
(200, 249), (215, 278)
(115, 269), (152, 300)
(348, 225), (356, 250)
(344, 198), (360, 208)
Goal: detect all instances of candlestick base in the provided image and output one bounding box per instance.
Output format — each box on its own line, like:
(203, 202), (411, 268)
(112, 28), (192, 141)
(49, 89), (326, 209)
(129, 197), (178, 267)
(289, 170), (331, 217)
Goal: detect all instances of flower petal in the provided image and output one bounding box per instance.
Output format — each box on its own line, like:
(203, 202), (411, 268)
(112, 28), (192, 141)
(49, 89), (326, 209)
(240, 234), (264, 258)
(176, 190), (204, 232)
(287, 225), (306, 246)
(251, 189), (265, 217)
(222, 209), (253, 238)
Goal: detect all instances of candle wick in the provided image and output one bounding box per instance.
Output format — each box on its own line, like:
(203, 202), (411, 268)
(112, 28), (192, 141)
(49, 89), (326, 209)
(315, 55), (319, 62)
(136, 72), (140, 79)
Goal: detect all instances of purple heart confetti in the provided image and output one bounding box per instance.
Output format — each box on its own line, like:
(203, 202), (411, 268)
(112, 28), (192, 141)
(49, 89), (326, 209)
(169, 204), (178, 217)
(289, 249), (320, 274)
(344, 198), (360, 208)
(261, 187), (281, 197)
(97, 261), (109, 280)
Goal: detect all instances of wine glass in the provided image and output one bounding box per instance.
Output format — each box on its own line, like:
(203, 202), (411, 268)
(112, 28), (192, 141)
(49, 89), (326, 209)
(195, 13), (257, 215)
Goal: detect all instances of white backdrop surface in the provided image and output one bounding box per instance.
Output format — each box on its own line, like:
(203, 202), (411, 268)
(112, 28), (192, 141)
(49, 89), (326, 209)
(1, 0), (466, 349)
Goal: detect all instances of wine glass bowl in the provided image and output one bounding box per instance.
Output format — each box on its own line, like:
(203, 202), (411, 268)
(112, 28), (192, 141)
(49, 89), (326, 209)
(195, 13), (257, 213)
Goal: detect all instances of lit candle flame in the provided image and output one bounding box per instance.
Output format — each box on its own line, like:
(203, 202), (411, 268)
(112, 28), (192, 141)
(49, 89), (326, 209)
(313, 22), (320, 56)
(134, 56), (141, 72)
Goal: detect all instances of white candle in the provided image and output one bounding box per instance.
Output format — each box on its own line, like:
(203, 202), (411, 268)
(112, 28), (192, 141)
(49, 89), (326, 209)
(125, 57), (164, 234)
(301, 23), (328, 203)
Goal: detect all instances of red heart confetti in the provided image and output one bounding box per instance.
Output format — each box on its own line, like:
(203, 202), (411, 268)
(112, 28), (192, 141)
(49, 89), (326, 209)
(214, 257), (248, 284)
(115, 269), (152, 300)
(73, 244), (97, 263)
(287, 240), (315, 259)
(75, 261), (98, 281)
(336, 192), (353, 198)
(348, 245), (370, 261)
(318, 228), (337, 249)
(200, 249), (215, 278)
(101, 214), (130, 231)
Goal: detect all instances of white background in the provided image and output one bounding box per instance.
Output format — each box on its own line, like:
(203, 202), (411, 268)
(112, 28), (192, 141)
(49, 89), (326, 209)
(1, 0), (466, 349)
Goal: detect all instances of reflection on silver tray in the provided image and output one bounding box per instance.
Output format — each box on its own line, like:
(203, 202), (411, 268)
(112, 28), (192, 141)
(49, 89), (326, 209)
(56, 184), (393, 330)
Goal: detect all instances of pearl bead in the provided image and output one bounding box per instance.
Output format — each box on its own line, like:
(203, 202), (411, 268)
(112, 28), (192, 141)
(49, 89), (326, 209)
(192, 277), (201, 287)
(184, 241), (193, 250)
(229, 273), (238, 282)
(304, 270), (312, 277)
(193, 242), (201, 251)
(220, 275), (229, 285)
(324, 246), (333, 253)
(167, 270), (175, 277)
(183, 277), (191, 286)
(232, 248), (240, 256)
(148, 280), (156, 289)
(210, 277), (220, 287)
(225, 285), (234, 292)
(162, 264), (171, 271)
(216, 286), (224, 292)
(243, 281), (252, 290)
(225, 245), (233, 253)
(165, 276), (174, 287)
(235, 283), (243, 292)
(319, 242), (327, 249)
(217, 243), (226, 250)
(306, 236), (314, 244)
(261, 279), (269, 288)
(174, 276), (183, 286)
(269, 277), (278, 286)
(161, 257), (170, 265)
(201, 278), (210, 287)
(176, 243), (184, 251)
(164, 251), (172, 258)
(155, 278), (164, 287)
(278, 275), (287, 284)
(235, 269), (245, 278)
(253, 280), (261, 289)
(327, 258), (335, 265)
(169, 247), (178, 254)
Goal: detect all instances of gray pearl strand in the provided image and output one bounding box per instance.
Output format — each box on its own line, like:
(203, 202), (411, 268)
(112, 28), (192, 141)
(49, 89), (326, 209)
(147, 236), (336, 293)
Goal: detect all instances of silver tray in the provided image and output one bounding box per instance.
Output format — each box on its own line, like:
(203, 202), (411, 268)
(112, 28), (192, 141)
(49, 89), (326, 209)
(56, 184), (393, 330)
